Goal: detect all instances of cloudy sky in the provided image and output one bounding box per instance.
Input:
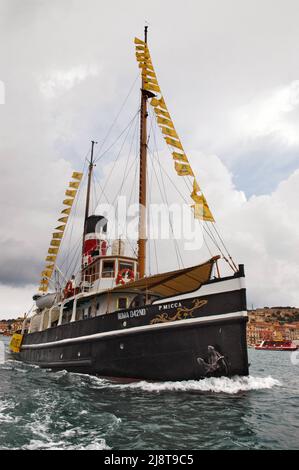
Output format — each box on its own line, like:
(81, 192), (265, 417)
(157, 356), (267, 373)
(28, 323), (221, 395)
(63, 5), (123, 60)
(1, 0), (299, 319)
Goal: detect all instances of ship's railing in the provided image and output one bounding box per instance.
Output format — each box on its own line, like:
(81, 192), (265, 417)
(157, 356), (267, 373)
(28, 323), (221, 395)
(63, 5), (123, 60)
(80, 274), (93, 292)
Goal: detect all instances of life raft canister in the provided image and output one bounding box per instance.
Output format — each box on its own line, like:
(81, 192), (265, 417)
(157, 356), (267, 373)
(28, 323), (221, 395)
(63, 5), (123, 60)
(116, 268), (135, 286)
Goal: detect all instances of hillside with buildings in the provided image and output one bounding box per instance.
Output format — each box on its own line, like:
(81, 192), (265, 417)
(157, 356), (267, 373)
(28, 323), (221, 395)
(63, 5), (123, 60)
(247, 307), (299, 346)
(0, 318), (24, 336)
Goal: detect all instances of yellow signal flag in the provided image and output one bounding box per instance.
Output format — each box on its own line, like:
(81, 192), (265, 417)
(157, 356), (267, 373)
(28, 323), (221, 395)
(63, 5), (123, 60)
(45, 264), (55, 270)
(139, 62), (154, 71)
(161, 126), (179, 139)
(52, 232), (63, 239)
(151, 97), (167, 110)
(142, 69), (156, 79)
(65, 189), (76, 198)
(164, 137), (184, 150)
(175, 162), (194, 177)
(58, 216), (68, 224)
(154, 108), (171, 119)
(192, 203), (202, 220)
(61, 207), (71, 215)
(145, 70), (156, 78)
(157, 117), (175, 128)
(72, 171), (83, 181)
(193, 178), (201, 193)
(55, 225), (66, 232)
(191, 191), (202, 204)
(39, 286), (48, 292)
(134, 37), (145, 45)
(41, 269), (53, 278)
(135, 45), (146, 51)
(69, 181), (80, 189)
(63, 198), (74, 207)
(136, 52), (150, 60)
(48, 247), (59, 255)
(172, 152), (189, 163)
(39, 282), (49, 292)
(40, 278), (49, 285)
(144, 77), (159, 86)
(46, 255), (56, 262)
(192, 196), (215, 222)
(50, 239), (61, 247)
(144, 83), (161, 93)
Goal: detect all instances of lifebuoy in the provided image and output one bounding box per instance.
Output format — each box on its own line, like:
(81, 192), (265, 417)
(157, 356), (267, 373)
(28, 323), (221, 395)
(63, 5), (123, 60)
(116, 268), (135, 285)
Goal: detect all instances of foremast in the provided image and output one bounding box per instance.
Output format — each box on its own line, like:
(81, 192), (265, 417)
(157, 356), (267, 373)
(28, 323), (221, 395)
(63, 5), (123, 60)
(82, 140), (97, 260)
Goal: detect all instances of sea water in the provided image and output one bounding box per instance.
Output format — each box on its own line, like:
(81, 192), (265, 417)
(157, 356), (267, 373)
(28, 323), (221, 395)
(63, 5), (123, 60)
(0, 335), (298, 450)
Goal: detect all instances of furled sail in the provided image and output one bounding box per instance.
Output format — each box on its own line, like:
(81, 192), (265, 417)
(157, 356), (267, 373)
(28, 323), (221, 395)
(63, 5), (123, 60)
(38, 171), (83, 292)
(134, 37), (214, 223)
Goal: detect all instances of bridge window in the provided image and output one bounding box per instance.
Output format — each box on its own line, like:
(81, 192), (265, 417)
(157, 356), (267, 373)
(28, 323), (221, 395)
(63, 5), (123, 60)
(119, 262), (134, 273)
(102, 260), (115, 278)
(117, 297), (128, 310)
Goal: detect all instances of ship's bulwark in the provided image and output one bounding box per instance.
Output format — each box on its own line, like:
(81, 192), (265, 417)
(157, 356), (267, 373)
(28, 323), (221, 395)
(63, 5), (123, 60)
(17, 277), (249, 381)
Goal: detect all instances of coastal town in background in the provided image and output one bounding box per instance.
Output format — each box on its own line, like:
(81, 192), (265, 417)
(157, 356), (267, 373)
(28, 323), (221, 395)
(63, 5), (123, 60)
(1, 306), (299, 347)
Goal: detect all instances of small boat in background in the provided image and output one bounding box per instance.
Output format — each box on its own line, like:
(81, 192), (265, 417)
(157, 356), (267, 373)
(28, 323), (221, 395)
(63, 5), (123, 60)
(255, 340), (298, 351)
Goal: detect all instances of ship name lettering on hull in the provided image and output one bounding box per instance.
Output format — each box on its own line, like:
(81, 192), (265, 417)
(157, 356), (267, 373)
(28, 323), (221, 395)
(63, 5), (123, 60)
(159, 302), (182, 311)
(118, 308), (146, 320)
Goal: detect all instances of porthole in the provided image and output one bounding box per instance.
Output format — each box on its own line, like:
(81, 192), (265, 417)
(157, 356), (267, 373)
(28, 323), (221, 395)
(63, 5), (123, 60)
(60, 353), (63, 359)
(77, 352), (81, 358)
(123, 321), (127, 327)
(120, 343), (124, 350)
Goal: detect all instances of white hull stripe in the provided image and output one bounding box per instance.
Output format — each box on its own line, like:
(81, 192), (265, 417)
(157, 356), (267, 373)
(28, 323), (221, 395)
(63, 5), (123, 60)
(21, 311), (248, 350)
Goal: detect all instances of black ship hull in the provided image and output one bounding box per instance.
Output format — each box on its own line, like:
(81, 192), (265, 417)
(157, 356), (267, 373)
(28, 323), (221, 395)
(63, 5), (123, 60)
(14, 273), (249, 381)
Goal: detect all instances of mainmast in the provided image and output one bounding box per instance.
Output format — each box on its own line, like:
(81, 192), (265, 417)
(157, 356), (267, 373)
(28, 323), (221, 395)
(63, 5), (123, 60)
(82, 140), (97, 257)
(137, 26), (149, 279)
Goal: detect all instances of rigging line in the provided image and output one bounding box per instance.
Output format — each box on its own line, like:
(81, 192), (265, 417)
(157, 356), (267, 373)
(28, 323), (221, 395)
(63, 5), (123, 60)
(59, 232), (82, 275)
(41, 168), (87, 291)
(148, 109), (193, 195)
(203, 222), (236, 272)
(210, 223), (238, 270)
(147, 143), (159, 274)
(58, 171), (88, 275)
(111, 138), (139, 255)
(148, 114), (184, 268)
(147, 142), (183, 269)
(148, 144), (226, 260)
(93, 74), (140, 161)
(93, 109), (140, 165)
(147, 110), (229, 264)
(93, 171), (110, 209)
(112, 111), (140, 206)
(61, 171), (88, 273)
(204, 221), (229, 260)
(148, 154), (184, 268)
(66, 238), (83, 282)
(93, 169), (138, 259)
(93, 112), (139, 205)
(200, 220), (216, 259)
(146, 147), (156, 276)
(125, 154), (139, 259)
(91, 171), (97, 214)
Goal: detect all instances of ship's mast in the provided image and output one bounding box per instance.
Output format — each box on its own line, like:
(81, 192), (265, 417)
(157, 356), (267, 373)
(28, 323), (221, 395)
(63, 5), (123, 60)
(82, 140), (97, 257)
(137, 26), (148, 279)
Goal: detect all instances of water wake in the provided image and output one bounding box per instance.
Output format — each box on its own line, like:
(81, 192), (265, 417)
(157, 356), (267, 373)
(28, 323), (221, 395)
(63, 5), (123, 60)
(88, 374), (281, 394)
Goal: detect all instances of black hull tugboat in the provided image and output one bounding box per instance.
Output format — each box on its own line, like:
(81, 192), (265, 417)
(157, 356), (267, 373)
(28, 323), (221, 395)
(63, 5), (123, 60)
(10, 28), (249, 381)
